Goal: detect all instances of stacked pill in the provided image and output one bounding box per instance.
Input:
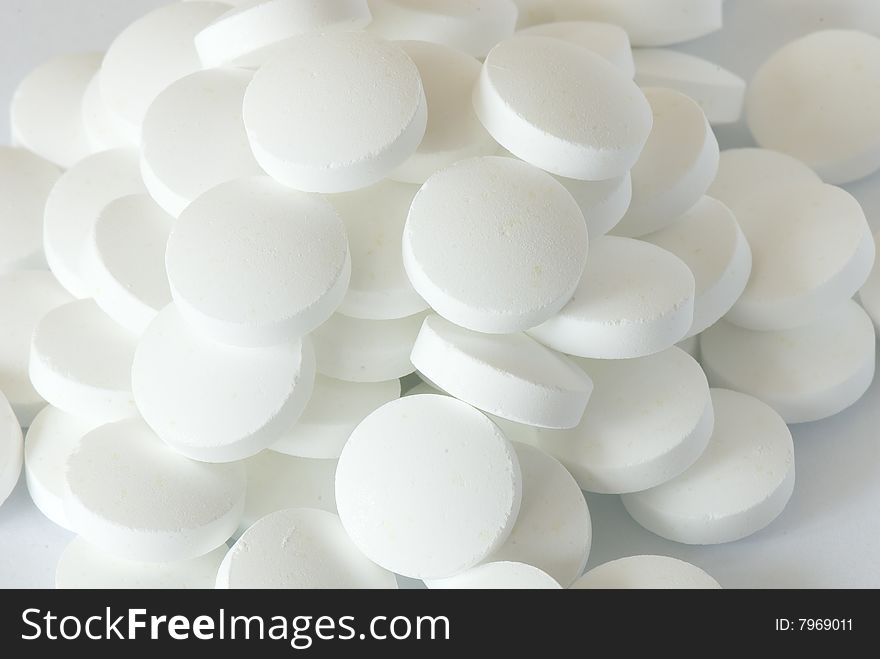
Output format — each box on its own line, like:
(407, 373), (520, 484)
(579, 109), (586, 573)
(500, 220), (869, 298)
(0, 0), (877, 590)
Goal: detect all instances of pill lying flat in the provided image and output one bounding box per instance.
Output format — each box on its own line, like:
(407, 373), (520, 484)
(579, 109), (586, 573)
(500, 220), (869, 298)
(518, 21), (635, 78)
(426, 561), (561, 589)
(218, 508), (397, 589)
(571, 555), (720, 589)
(0, 391), (23, 507)
(132, 304), (315, 462)
(80, 72), (132, 152)
(556, 172), (632, 237)
(859, 231), (880, 331)
(701, 300), (876, 424)
(336, 395), (522, 579)
(65, 418), (246, 561)
(622, 388), (795, 545)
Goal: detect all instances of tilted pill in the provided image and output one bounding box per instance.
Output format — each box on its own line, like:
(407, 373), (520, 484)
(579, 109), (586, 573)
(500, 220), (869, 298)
(572, 555), (720, 589)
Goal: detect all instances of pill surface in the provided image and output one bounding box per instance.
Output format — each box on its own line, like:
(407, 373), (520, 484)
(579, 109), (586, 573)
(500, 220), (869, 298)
(518, 20), (635, 78)
(426, 561), (561, 589)
(555, 172), (633, 237)
(859, 231), (880, 331)
(0, 391), (23, 507)
(80, 72), (132, 152)
(571, 555), (720, 589)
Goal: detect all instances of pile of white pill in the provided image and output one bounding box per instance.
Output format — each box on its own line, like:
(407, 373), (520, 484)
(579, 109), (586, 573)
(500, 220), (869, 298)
(1, 0), (879, 589)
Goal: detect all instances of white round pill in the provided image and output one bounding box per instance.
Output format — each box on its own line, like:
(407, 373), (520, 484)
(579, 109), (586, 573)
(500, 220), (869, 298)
(411, 314), (594, 429)
(528, 236), (695, 359)
(29, 300), (138, 422)
(534, 347), (712, 494)
(556, 172), (632, 237)
(426, 561), (561, 589)
(622, 388), (795, 545)
(518, 21), (635, 78)
(80, 72), (132, 152)
(0, 271), (73, 426)
(404, 156), (588, 334)
(859, 231), (880, 332)
(474, 36), (652, 180)
(10, 52), (99, 168)
(336, 394), (522, 579)
(709, 147), (821, 203)
(243, 31), (426, 193)
(272, 375), (400, 459)
(218, 508), (397, 589)
(612, 87), (719, 238)
(643, 196), (752, 337)
(65, 418), (246, 561)
(166, 177), (350, 347)
(132, 304), (315, 462)
(0, 147), (60, 274)
(0, 390), (23, 507)
(56, 537), (226, 589)
(141, 69), (264, 217)
(747, 30), (880, 184)
(701, 300), (875, 424)
(571, 555), (720, 589)
(43, 148), (146, 299)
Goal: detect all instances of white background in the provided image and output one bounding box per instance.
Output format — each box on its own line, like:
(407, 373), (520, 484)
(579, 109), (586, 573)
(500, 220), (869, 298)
(1, 0), (880, 588)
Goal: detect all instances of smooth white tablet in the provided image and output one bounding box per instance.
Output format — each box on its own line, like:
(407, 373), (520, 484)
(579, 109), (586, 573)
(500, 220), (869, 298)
(534, 347), (712, 494)
(85, 194), (172, 335)
(556, 172), (632, 237)
(643, 196), (751, 337)
(426, 561), (561, 589)
(747, 30), (880, 184)
(0, 147), (60, 273)
(612, 87), (719, 238)
(10, 52), (99, 168)
(43, 148), (146, 299)
(141, 69), (264, 217)
(411, 314), (593, 429)
(633, 48), (746, 124)
(196, 0), (372, 68)
(100, 1), (230, 142)
(709, 147), (821, 204)
(65, 418), (246, 561)
(272, 375), (400, 458)
(336, 395), (522, 579)
(571, 555), (720, 589)
(529, 237), (695, 359)
(518, 21), (635, 78)
(243, 31), (426, 192)
(859, 231), (880, 331)
(404, 157), (588, 334)
(0, 391), (23, 507)
(369, 0), (518, 57)
(24, 406), (103, 529)
(622, 388), (795, 545)
(29, 300), (138, 422)
(132, 304), (316, 462)
(218, 508), (397, 589)
(56, 537), (226, 589)
(81, 72), (132, 152)
(166, 177), (350, 347)
(0, 271), (73, 426)
(701, 300), (876, 424)
(474, 36), (652, 180)
(328, 181), (427, 320)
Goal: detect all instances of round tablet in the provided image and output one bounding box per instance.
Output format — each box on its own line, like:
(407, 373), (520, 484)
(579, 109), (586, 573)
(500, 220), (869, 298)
(328, 181), (427, 320)
(84, 194), (173, 335)
(218, 508), (397, 589)
(555, 172), (632, 237)
(571, 555), (720, 589)
(29, 300), (139, 422)
(166, 177), (350, 347)
(66, 418), (246, 561)
(196, 0), (372, 68)
(643, 196), (752, 337)
(633, 48), (746, 124)
(747, 30), (880, 184)
(43, 148), (146, 299)
(0, 271), (73, 426)
(312, 311), (427, 383)
(404, 157), (588, 333)
(336, 395), (522, 579)
(534, 347), (712, 494)
(100, 1), (230, 142)
(132, 304), (316, 463)
(10, 52), (99, 168)
(622, 388), (795, 545)
(272, 375), (400, 459)
(0, 391), (23, 507)
(701, 300), (876, 424)
(56, 537), (226, 589)
(474, 36), (652, 180)
(0, 147), (60, 274)
(411, 314), (594, 429)
(859, 231), (880, 331)
(24, 406), (104, 529)
(141, 69), (264, 217)
(369, 0), (518, 57)
(528, 236), (695, 359)
(612, 87), (719, 238)
(243, 31), (426, 193)
(390, 41), (497, 185)
(426, 561), (561, 589)
(709, 147), (821, 204)
(519, 21), (635, 78)
(80, 72), (132, 152)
